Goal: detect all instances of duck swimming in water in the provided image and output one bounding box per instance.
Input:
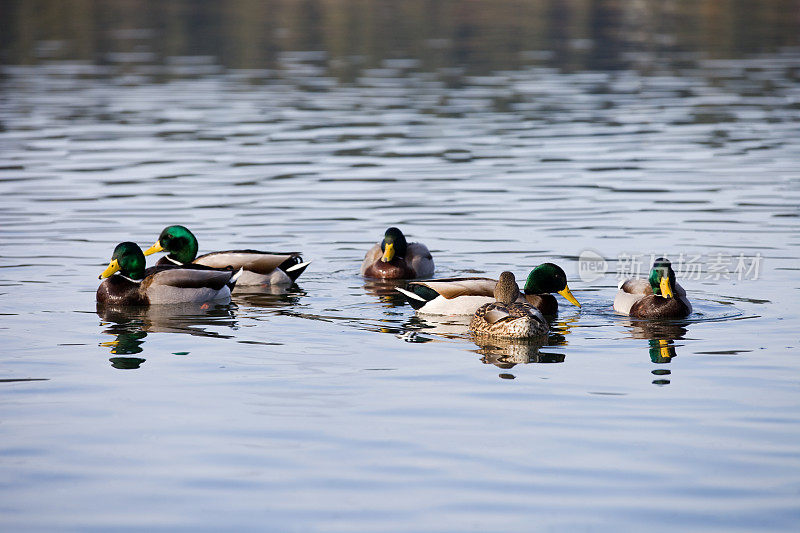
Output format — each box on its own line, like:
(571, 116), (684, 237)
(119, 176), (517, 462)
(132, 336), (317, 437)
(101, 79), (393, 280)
(361, 227), (434, 279)
(397, 263), (580, 316)
(613, 257), (691, 318)
(469, 271), (548, 339)
(143, 225), (309, 288)
(97, 242), (241, 306)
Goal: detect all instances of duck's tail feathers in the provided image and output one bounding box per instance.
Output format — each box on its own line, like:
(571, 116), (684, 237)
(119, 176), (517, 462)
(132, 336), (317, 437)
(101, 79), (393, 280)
(227, 267), (244, 291)
(396, 287), (430, 311)
(284, 260), (311, 282)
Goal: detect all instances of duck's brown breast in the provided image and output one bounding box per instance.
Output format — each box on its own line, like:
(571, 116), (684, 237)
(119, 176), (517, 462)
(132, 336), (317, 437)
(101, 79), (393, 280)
(96, 276), (148, 306)
(363, 258), (414, 279)
(630, 295), (690, 319)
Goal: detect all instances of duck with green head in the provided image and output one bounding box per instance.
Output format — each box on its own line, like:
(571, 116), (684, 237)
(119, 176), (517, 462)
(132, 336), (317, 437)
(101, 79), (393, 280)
(469, 271), (548, 339)
(97, 242), (241, 306)
(361, 227), (434, 279)
(614, 257), (691, 318)
(143, 225), (310, 289)
(396, 263), (580, 316)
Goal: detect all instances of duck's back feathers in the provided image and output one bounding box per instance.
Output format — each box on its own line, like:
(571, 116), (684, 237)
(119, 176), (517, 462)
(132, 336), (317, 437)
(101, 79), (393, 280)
(195, 250), (298, 274)
(142, 268), (233, 291)
(415, 277), (496, 299)
(397, 277), (497, 315)
(618, 278), (652, 294)
(470, 301), (548, 339)
(194, 250), (306, 286)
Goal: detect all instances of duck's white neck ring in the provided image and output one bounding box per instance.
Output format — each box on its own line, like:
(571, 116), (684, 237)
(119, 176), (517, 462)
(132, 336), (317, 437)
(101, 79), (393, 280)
(120, 275), (142, 284)
(165, 256), (183, 265)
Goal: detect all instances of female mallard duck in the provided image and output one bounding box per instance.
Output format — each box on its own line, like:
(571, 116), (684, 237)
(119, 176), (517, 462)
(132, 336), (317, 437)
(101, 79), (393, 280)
(361, 227), (434, 279)
(97, 242), (241, 306)
(143, 225), (310, 287)
(614, 257), (691, 318)
(469, 272), (548, 339)
(397, 263), (580, 315)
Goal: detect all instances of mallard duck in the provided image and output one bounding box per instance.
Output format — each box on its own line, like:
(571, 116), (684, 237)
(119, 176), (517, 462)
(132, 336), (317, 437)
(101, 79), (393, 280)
(522, 263), (581, 314)
(469, 272), (548, 339)
(97, 242), (241, 306)
(397, 263), (580, 315)
(142, 225), (310, 287)
(361, 227), (434, 279)
(614, 257), (691, 318)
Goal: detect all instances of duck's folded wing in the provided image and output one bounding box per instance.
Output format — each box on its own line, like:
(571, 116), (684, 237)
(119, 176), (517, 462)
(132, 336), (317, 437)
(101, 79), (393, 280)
(195, 251), (293, 274)
(618, 278), (652, 294)
(483, 306), (512, 324)
(147, 268), (232, 290)
(613, 289), (643, 315)
(406, 242), (434, 277)
(414, 278), (496, 299)
(360, 243), (382, 275)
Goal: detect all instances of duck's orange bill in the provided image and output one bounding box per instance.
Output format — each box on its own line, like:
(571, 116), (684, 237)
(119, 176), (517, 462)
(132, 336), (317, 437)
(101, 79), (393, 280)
(142, 241), (163, 256)
(99, 259), (120, 279)
(557, 285), (581, 308)
(660, 277), (674, 299)
(381, 242), (395, 262)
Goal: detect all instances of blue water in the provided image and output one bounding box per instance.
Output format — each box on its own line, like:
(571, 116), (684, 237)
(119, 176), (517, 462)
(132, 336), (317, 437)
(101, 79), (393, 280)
(1, 1), (800, 531)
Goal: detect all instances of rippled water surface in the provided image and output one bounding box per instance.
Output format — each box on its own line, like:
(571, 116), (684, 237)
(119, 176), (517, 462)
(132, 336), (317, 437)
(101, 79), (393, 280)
(2, 1), (800, 531)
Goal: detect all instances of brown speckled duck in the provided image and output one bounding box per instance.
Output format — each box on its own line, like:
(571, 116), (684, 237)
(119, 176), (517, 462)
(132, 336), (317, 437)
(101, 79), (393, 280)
(469, 272), (548, 339)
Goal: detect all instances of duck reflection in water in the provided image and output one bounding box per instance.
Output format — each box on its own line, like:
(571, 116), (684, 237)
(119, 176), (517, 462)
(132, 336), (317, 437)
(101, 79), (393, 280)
(402, 313), (471, 339)
(230, 283), (306, 309)
(473, 320), (571, 374)
(363, 278), (413, 308)
(401, 312), (571, 379)
(97, 302), (238, 368)
(473, 335), (562, 366)
(622, 318), (688, 385)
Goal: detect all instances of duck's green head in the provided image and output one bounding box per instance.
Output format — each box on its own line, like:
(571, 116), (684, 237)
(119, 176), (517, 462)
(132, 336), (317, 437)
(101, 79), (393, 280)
(142, 225), (198, 264)
(524, 263), (581, 307)
(649, 257), (676, 298)
(495, 271), (521, 305)
(381, 227), (408, 262)
(99, 242), (146, 280)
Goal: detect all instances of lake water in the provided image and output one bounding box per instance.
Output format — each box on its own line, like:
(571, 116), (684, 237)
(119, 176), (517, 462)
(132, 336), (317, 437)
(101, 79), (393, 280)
(2, 1), (800, 531)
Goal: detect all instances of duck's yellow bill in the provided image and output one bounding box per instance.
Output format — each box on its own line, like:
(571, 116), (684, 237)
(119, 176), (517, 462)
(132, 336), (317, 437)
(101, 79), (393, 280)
(557, 285), (581, 308)
(99, 259), (120, 279)
(142, 241), (163, 256)
(381, 242), (395, 262)
(659, 276), (674, 298)
(659, 339), (673, 360)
